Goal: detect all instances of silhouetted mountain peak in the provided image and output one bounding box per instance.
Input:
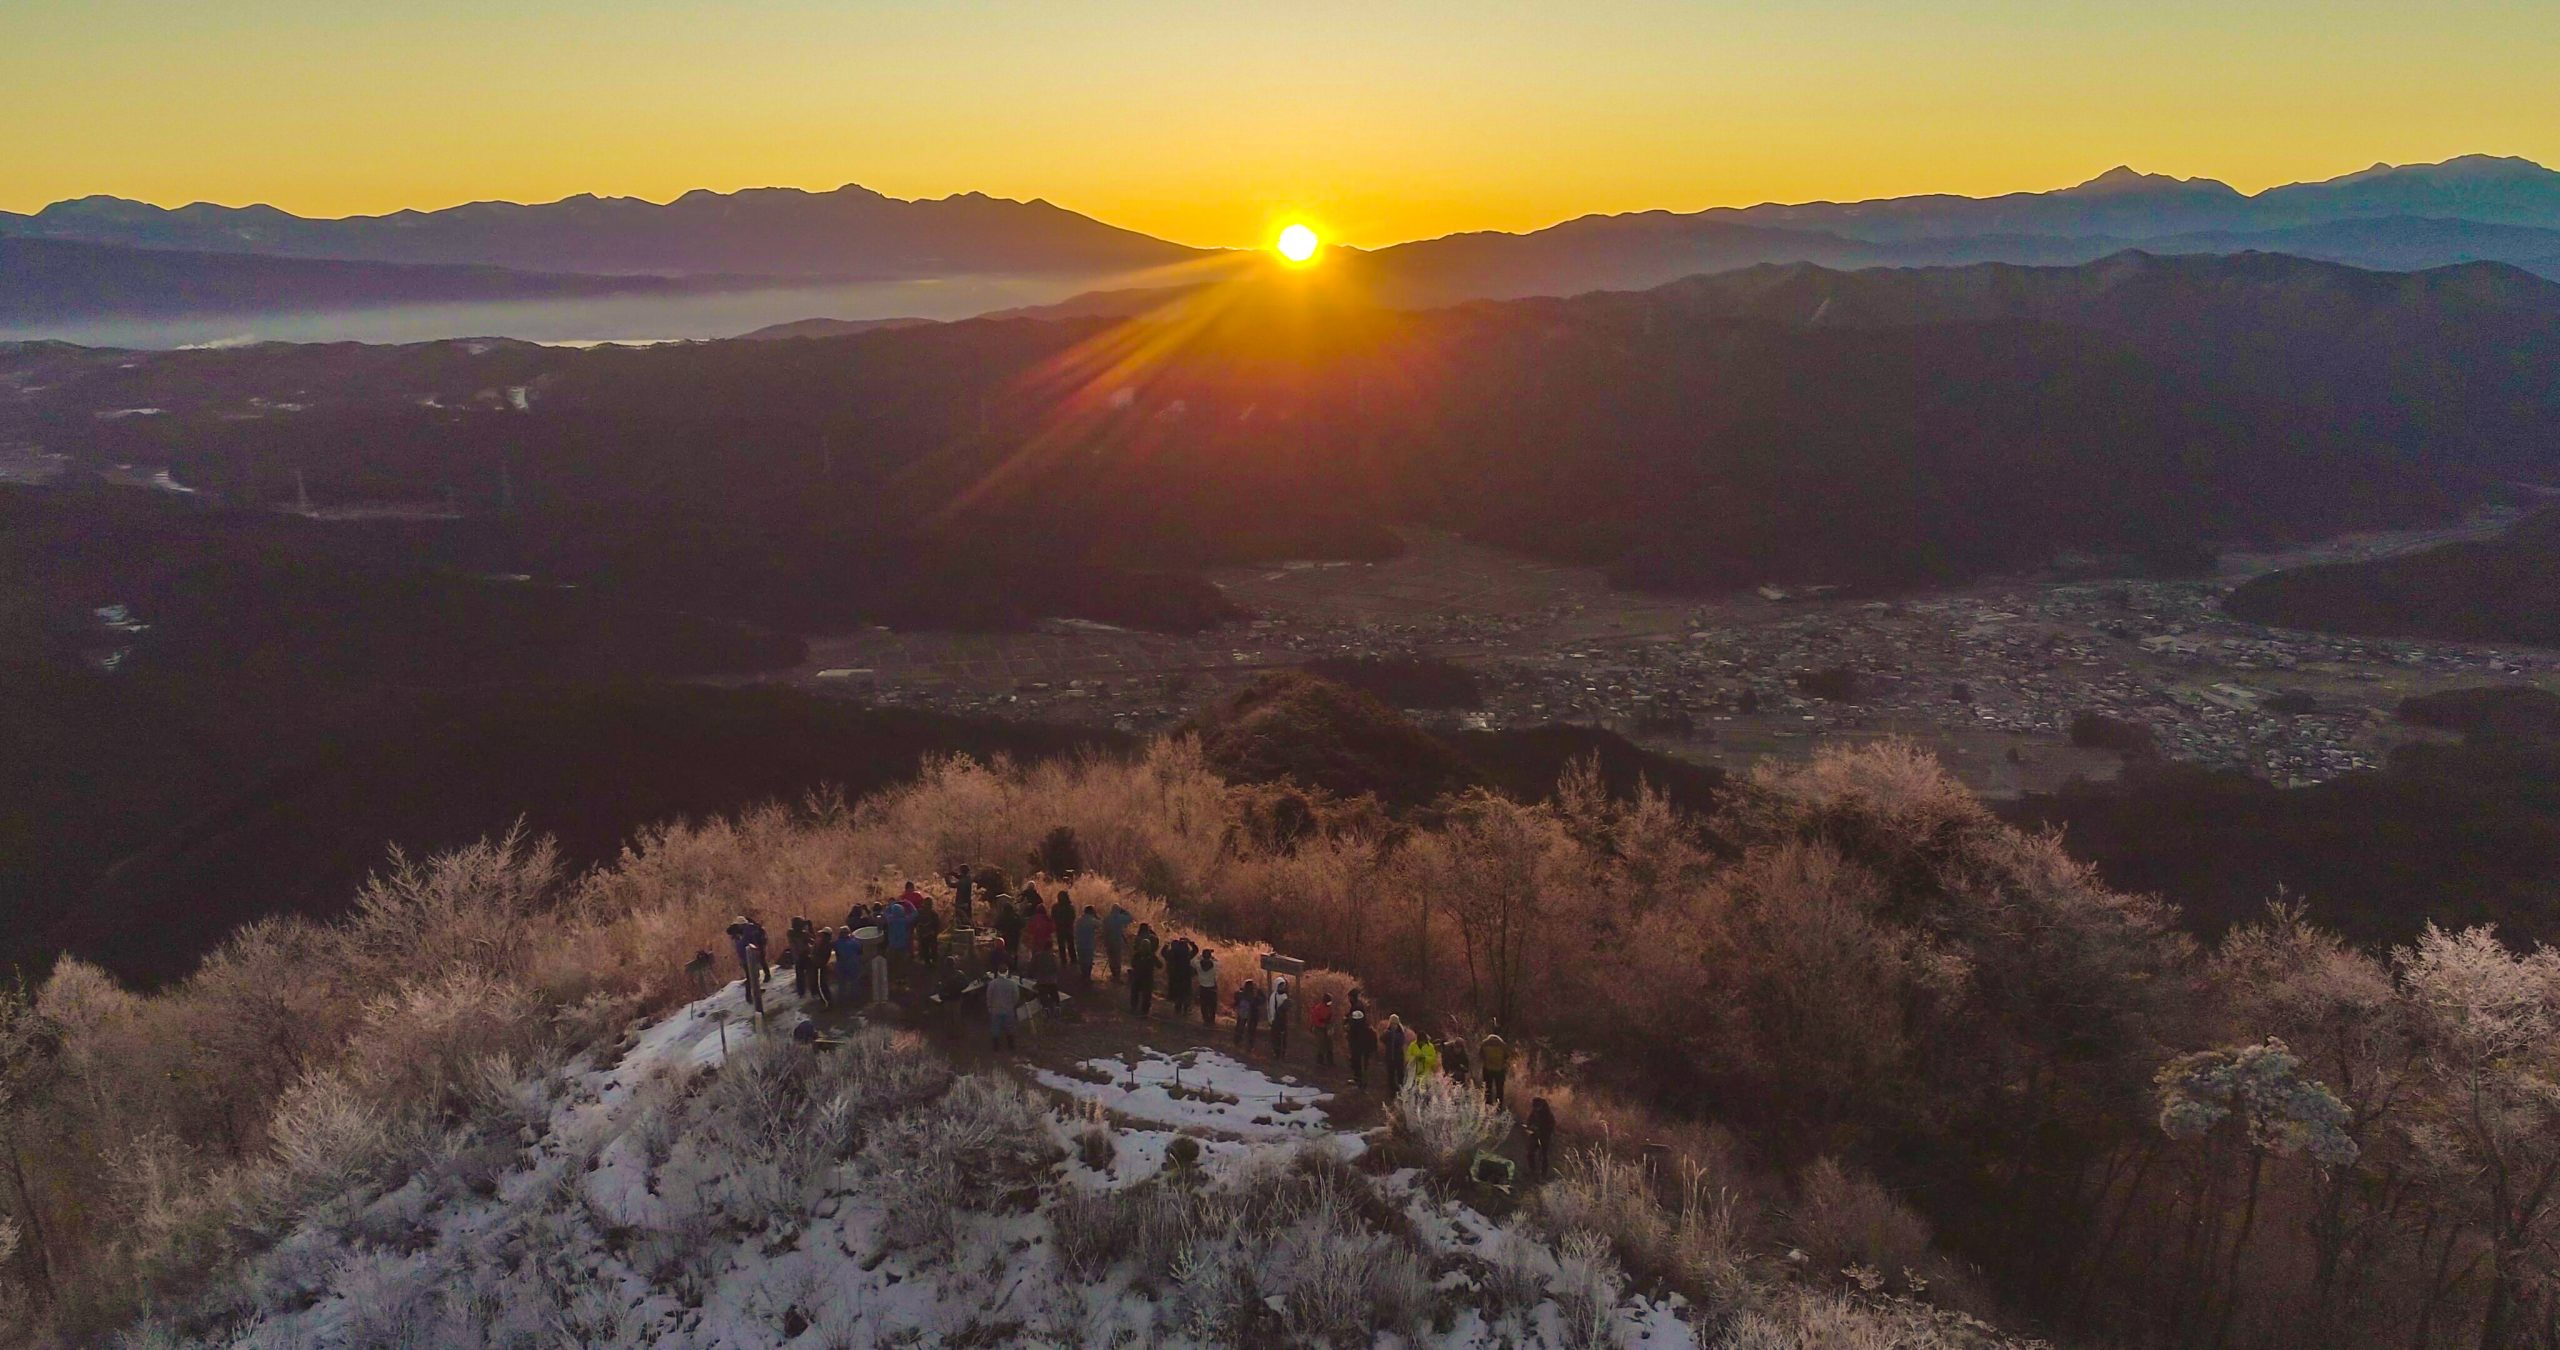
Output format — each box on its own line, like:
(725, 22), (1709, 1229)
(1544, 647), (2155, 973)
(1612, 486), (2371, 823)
(2064, 166), (2243, 199)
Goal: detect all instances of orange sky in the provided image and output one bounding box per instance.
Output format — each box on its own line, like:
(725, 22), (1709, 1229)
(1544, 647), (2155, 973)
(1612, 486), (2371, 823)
(3, 0), (2553, 248)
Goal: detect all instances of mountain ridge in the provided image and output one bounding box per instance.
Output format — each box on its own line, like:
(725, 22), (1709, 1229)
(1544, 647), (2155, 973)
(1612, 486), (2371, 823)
(0, 181), (1211, 279)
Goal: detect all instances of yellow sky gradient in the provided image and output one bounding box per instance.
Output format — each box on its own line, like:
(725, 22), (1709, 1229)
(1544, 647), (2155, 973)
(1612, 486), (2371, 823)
(3, 0), (2553, 248)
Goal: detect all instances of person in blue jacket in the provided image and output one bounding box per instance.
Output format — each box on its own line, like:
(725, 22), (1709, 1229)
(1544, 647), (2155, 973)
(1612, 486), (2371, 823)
(886, 883), (920, 958)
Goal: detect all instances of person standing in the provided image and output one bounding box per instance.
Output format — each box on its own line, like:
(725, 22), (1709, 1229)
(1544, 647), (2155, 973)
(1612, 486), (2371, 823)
(1102, 903), (1134, 983)
(1309, 993), (1337, 1068)
(1232, 979), (1264, 1051)
(834, 927), (864, 1005)
(788, 922), (814, 999)
(1407, 1033), (1441, 1084)
(1194, 949), (1221, 1028)
(1128, 923), (1161, 1016)
(1479, 1031), (1510, 1106)
(813, 926), (836, 1006)
(1026, 944), (1062, 1011)
(1380, 1015), (1410, 1095)
(1267, 977), (1293, 1058)
(1162, 935), (1197, 1014)
(1074, 906), (1101, 986)
(1026, 902), (1055, 968)
(952, 866), (975, 928)
(915, 902), (942, 968)
(987, 970), (1024, 1051)
(1049, 891), (1077, 966)
(726, 915), (760, 981)
(1524, 1097), (1557, 1178)
(885, 889), (917, 962)
(994, 894), (1025, 956)
(1345, 997), (1374, 1088)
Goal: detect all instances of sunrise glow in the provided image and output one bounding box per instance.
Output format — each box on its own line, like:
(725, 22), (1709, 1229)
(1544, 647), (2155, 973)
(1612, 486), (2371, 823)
(1275, 222), (1321, 265)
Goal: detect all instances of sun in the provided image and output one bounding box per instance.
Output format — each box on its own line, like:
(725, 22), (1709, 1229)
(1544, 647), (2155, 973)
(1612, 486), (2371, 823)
(1274, 222), (1321, 265)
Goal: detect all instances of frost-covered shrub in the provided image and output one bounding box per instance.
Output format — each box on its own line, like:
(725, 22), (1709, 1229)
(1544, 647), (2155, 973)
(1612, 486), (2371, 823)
(237, 1072), (408, 1238)
(1788, 1158), (1942, 1299)
(1531, 1146), (1755, 1307)
(1392, 1070), (1511, 1175)
(1484, 1219), (1550, 1328)
(327, 1247), (445, 1350)
(1050, 1143), (1428, 1348)
(1552, 1230), (1629, 1350)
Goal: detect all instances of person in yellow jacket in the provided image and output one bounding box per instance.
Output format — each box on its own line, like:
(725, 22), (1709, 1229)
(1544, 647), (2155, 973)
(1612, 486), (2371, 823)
(1406, 1033), (1441, 1083)
(1479, 1032), (1510, 1106)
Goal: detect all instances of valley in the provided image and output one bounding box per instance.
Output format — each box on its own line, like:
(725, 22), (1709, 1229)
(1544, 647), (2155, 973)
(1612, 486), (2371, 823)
(766, 518), (2551, 797)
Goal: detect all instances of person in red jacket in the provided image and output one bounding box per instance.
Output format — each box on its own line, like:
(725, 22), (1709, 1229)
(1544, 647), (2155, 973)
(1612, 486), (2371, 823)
(1025, 904), (1056, 962)
(1309, 992), (1337, 1067)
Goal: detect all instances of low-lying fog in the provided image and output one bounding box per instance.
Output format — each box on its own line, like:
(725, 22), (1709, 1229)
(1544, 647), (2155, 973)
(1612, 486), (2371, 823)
(0, 274), (1094, 348)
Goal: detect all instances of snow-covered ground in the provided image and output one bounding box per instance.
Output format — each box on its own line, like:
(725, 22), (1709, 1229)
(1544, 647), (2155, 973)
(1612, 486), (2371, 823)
(181, 980), (1701, 1349)
(1034, 1046), (1344, 1140)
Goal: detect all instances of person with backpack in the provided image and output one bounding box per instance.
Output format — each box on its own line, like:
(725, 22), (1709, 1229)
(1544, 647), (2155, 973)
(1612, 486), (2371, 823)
(1380, 1015), (1410, 1094)
(1479, 1031), (1510, 1106)
(1309, 992), (1337, 1068)
(1442, 1035), (1470, 1083)
(1127, 923), (1162, 1016)
(1267, 977), (1293, 1058)
(1194, 949), (1221, 1028)
(1101, 904), (1134, 983)
(725, 915), (761, 981)
(1049, 891), (1077, 965)
(1162, 935), (1197, 1012)
(1232, 979), (1265, 1051)
(1345, 995), (1375, 1087)
(1074, 906), (1101, 986)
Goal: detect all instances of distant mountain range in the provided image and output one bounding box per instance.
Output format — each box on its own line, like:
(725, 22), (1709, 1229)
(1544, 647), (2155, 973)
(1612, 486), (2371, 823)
(0, 184), (1207, 283)
(7, 156), (2560, 332)
(1348, 157), (2560, 303)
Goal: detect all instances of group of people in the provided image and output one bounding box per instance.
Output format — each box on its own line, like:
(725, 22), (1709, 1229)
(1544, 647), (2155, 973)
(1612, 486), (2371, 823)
(719, 866), (1562, 1176)
(722, 879), (947, 1014)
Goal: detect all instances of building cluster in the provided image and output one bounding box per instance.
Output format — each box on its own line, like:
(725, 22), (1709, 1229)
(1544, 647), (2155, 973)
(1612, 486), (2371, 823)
(797, 567), (2559, 790)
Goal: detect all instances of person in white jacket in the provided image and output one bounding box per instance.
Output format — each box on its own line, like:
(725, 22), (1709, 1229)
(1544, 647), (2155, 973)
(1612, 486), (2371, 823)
(1268, 977), (1294, 1058)
(1194, 950), (1221, 1028)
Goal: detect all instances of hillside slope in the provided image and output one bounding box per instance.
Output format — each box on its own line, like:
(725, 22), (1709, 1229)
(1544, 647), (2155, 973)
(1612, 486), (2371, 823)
(2225, 508), (2560, 646)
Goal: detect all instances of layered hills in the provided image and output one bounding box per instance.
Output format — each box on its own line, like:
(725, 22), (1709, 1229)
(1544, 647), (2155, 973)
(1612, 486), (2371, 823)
(11, 157), (2560, 330)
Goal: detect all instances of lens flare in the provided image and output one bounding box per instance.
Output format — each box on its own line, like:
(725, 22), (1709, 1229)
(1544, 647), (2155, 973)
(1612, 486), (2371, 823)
(1275, 222), (1321, 264)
